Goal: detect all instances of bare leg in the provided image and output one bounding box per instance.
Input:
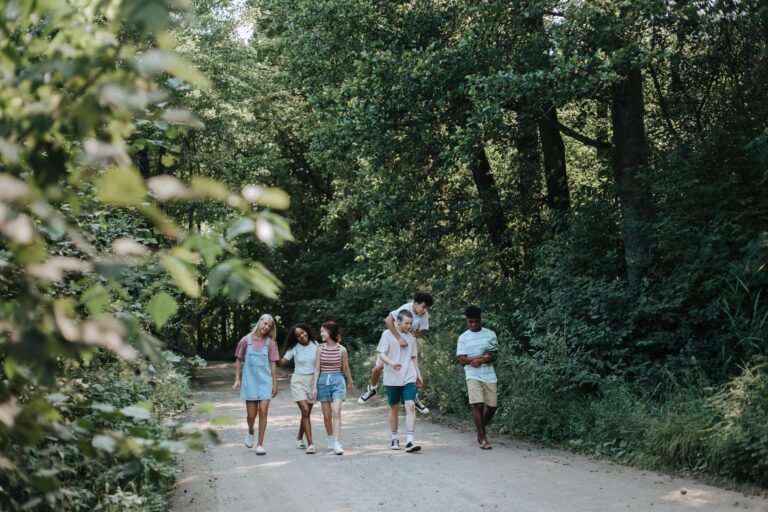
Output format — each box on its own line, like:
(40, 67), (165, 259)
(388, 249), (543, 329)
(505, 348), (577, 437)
(389, 403), (399, 434)
(245, 400), (258, 434)
(297, 400), (314, 445)
(331, 399), (343, 440)
(321, 401), (333, 436)
(257, 399), (269, 446)
(404, 400), (416, 433)
(472, 403), (488, 445)
(370, 364), (383, 387)
(483, 405), (497, 429)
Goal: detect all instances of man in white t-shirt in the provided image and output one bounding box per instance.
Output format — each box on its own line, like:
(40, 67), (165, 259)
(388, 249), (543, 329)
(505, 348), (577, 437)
(456, 305), (498, 450)
(377, 309), (422, 452)
(357, 291), (433, 413)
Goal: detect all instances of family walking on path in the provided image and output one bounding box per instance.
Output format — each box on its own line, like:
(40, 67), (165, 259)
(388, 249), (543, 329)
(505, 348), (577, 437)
(232, 292), (501, 456)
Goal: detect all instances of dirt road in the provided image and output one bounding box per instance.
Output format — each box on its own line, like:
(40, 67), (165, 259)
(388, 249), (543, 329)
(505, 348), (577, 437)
(170, 362), (767, 512)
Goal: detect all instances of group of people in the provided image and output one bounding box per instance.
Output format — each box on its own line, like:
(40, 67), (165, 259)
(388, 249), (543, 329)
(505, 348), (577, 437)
(232, 292), (499, 456)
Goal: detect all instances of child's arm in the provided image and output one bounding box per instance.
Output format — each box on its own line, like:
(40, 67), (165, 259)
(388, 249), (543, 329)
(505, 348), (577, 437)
(385, 314), (407, 347)
(342, 347), (354, 392)
(310, 347), (321, 400)
(270, 361), (278, 397)
(413, 355), (422, 387)
(232, 358), (242, 389)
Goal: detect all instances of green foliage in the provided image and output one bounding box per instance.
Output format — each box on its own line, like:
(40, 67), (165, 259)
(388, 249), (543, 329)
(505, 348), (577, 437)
(0, 351), (199, 511)
(708, 361), (768, 486)
(1, 0), (289, 508)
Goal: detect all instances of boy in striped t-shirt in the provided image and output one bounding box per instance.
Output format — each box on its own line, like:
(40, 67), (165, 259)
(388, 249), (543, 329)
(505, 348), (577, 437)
(456, 305), (498, 450)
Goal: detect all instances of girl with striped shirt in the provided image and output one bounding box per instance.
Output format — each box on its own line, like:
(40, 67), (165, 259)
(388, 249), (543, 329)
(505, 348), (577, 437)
(310, 321), (353, 455)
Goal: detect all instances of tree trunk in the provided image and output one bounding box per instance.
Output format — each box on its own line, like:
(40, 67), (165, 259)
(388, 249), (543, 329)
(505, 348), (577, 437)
(516, 122), (542, 214)
(538, 111), (570, 211)
(137, 147), (151, 178)
(611, 67), (656, 291)
(468, 145), (508, 250)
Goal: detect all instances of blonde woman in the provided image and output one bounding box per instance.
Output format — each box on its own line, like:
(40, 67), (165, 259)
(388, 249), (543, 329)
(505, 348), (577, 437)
(233, 314), (279, 455)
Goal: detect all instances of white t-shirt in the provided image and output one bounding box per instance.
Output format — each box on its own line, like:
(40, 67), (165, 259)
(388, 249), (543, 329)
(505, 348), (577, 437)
(390, 302), (429, 333)
(377, 330), (418, 387)
(283, 342), (318, 375)
(456, 327), (498, 383)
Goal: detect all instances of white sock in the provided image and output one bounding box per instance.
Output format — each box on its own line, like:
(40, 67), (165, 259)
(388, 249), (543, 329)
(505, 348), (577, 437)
(391, 431), (399, 441)
(406, 432), (414, 444)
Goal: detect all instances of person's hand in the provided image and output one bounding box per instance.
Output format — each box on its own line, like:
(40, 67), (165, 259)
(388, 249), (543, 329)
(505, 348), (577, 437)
(347, 381), (354, 392)
(232, 379), (240, 390)
(309, 389), (316, 400)
(272, 384), (278, 398)
(416, 375), (423, 387)
(398, 335), (407, 348)
(470, 358), (483, 368)
(392, 362), (402, 371)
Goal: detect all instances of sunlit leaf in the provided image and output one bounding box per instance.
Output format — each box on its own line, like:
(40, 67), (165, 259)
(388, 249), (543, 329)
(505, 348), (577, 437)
(112, 236), (150, 256)
(120, 405), (151, 420)
(211, 415), (237, 426)
(195, 403), (216, 415)
(145, 292), (178, 329)
(190, 176), (228, 201)
(96, 167), (147, 205)
(241, 185), (290, 209)
(0, 173), (29, 200)
(92, 435), (117, 453)
(81, 284), (110, 316)
(147, 174), (188, 201)
(160, 254), (200, 298)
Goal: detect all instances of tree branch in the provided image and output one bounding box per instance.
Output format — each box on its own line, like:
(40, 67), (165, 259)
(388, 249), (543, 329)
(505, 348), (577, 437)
(552, 118), (611, 149)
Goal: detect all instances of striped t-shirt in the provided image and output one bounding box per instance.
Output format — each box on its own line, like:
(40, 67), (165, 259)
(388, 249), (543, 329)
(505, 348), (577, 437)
(319, 344), (342, 372)
(456, 327), (498, 383)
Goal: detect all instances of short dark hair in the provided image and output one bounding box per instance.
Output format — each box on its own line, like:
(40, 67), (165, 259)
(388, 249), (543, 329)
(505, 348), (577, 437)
(464, 305), (482, 319)
(413, 291), (433, 307)
(397, 309), (414, 321)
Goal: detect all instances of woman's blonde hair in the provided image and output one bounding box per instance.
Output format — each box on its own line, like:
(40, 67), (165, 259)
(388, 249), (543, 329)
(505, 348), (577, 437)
(250, 314), (277, 340)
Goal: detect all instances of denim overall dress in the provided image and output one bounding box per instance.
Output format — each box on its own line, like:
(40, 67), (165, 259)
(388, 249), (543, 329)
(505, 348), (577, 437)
(240, 335), (273, 401)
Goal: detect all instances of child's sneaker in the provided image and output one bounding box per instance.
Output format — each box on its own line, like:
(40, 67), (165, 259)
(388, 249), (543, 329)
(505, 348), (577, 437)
(333, 441), (344, 455)
(244, 434), (254, 448)
(390, 439), (400, 450)
(414, 397), (429, 414)
(357, 384), (377, 404)
(405, 441), (421, 453)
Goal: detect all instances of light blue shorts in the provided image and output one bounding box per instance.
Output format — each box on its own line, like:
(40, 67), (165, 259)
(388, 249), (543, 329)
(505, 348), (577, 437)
(317, 372), (346, 401)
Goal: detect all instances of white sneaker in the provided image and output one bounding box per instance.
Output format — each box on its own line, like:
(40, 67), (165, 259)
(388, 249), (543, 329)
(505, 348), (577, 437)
(306, 444), (316, 454)
(255, 445), (266, 455)
(295, 438), (306, 449)
(414, 397), (430, 414)
(244, 434), (254, 448)
(333, 441), (344, 455)
(327, 438), (334, 450)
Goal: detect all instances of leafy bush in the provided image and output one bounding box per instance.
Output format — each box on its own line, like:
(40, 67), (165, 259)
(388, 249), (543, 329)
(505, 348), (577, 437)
(0, 351), (200, 511)
(708, 360), (768, 486)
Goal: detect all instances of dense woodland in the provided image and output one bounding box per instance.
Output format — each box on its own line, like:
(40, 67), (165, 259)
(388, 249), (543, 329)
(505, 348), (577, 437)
(1, 0), (767, 509)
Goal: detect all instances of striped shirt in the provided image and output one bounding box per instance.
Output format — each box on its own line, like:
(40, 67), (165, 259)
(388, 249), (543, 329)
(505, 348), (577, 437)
(456, 327), (498, 383)
(319, 344), (343, 372)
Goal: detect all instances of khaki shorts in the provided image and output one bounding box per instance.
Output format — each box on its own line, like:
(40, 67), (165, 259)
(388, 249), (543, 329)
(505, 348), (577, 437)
(467, 379), (497, 406)
(291, 373), (315, 403)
